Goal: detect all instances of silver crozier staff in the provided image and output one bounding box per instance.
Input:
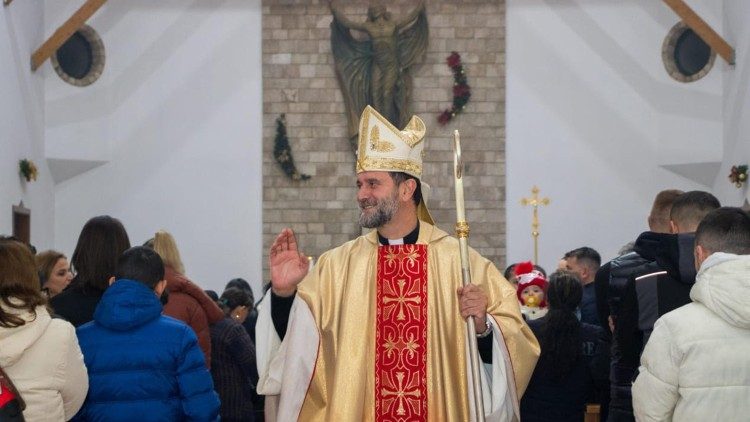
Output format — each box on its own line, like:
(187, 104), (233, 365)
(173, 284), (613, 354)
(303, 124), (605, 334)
(453, 130), (486, 421)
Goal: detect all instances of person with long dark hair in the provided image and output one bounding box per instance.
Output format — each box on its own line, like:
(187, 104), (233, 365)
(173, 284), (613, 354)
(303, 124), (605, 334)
(520, 270), (609, 422)
(50, 216), (130, 327)
(210, 287), (258, 422)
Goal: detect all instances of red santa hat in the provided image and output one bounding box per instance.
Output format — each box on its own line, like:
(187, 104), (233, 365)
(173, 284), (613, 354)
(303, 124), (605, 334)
(515, 261), (548, 307)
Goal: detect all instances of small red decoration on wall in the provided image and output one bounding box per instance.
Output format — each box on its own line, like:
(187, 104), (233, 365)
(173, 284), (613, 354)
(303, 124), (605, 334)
(438, 52), (471, 126)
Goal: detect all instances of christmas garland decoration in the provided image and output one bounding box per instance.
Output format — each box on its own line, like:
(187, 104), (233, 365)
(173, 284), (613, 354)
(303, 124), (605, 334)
(273, 114), (311, 181)
(728, 165), (748, 188)
(438, 51), (471, 126)
(19, 159), (38, 182)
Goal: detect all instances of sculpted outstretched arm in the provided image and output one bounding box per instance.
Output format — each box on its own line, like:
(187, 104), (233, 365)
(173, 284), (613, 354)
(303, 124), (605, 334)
(396, 0), (426, 30)
(329, 0), (368, 32)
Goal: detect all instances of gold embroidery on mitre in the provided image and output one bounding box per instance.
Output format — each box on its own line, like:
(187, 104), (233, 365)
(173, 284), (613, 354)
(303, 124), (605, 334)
(370, 125), (395, 153)
(400, 115), (426, 148)
(356, 157), (422, 177)
(357, 108), (372, 162)
(356, 106), (426, 178)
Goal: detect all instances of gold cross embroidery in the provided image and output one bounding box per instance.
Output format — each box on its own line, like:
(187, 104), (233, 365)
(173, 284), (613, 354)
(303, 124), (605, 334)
(383, 279), (421, 321)
(385, 248), (421, 265)
(383, 331), (420, 359)
(381, 372), (421, 416)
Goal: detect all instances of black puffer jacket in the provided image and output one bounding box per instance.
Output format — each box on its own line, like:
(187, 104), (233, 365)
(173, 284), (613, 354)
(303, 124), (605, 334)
(608, 231), (696, 421)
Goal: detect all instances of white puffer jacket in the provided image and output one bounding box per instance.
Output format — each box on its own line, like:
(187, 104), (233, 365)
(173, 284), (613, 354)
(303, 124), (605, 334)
(0, 304), (88, 421)
(632, 253), (750, 421)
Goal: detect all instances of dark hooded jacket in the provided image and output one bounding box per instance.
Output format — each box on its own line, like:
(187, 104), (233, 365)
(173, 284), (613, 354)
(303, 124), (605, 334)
(74, 279), (220, 421)
(607, 231), (696, 421)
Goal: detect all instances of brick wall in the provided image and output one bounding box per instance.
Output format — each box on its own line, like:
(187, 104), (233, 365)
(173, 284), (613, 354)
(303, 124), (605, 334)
(262, 0), (505, 278)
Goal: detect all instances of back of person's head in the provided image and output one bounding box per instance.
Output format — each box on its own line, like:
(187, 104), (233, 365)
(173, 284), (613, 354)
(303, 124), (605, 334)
(546, 270), (583, 311)
(226, 278), (254, 303)
(503, 264), (516, 281)
(35, 250), (66, 287)
(204, 290), (219, 302)
(218, 287), (252, 316)
(649, 189), (684, 233)
(145, 230), (185, 274)
(695, 207), (750, 256)
(540, 270), (583, 381)
(0, 236), (46, 327)
(670, 191), (721, 233)
(114, 246), (165, 290)
(71, 215), (131, 293)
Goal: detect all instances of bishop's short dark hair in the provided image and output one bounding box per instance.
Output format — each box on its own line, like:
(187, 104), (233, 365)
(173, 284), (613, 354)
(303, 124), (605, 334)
(389, 172), (422, 206)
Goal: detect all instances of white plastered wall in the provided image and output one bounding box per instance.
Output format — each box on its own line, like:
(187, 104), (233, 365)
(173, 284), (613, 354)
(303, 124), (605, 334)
(506, 0), (727, 269)
(1, 1), (55, 248)
(46, 0), (264, 294)
(713, 0), (750, 205)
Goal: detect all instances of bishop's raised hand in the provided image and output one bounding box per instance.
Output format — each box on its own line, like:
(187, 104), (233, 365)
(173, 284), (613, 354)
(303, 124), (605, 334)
(269, 228), (309, 297)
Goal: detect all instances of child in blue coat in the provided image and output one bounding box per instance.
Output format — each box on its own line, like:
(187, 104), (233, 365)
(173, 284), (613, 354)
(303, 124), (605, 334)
(74, 246), (220, 421)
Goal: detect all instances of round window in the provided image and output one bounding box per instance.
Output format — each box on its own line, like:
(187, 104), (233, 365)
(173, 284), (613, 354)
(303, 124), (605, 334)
(51, 24), (105, 87)
(662, 22), (716, 83)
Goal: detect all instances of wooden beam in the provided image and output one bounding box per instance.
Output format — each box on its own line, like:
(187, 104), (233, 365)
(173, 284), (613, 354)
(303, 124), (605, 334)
(663, 0), (734, 65)
(30, 0), (107, 71)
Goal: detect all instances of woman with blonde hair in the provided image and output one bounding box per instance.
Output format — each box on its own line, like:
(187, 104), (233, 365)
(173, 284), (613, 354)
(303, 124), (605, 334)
(144, 230), (223, 367)
(35, 250), (73, 298)
(0, 236), (88, 421)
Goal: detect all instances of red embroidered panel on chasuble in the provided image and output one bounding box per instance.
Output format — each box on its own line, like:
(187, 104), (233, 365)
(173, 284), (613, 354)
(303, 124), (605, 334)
(375, 244), (428, 422)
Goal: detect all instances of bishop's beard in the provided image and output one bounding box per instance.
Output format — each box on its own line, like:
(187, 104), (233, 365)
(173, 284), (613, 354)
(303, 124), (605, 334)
(358, 192), (399, 229)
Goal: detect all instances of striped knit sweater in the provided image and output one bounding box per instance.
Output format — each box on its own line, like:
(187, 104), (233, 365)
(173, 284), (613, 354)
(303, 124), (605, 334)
(209, 317), (258, 422)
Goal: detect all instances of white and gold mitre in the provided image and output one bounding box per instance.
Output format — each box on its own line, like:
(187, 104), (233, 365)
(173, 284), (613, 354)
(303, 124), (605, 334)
(356, 105), (426, 179)
(355, 105), (435, 225)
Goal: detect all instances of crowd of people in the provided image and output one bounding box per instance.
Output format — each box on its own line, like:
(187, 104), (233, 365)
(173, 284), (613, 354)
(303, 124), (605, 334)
(0, 222), (262, 422)
(1, 104), (749, 422)
(505, 188), (750, 421)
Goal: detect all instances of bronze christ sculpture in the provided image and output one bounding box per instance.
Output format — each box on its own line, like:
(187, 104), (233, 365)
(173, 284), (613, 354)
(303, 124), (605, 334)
(329, 0), (428, 149)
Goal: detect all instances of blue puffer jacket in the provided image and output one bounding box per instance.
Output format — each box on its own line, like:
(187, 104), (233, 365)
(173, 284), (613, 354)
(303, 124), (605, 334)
(74, 279), (220, 421)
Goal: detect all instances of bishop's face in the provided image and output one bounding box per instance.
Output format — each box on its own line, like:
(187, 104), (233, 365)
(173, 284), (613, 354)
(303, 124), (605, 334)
(357, 171), (400, 229)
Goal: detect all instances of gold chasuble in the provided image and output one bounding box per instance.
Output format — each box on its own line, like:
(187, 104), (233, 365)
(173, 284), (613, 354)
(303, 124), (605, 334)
(274, 222), (540, 421)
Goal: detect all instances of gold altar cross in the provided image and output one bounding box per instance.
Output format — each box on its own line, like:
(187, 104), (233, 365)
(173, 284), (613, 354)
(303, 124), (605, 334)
(520, 186), (550, 264)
